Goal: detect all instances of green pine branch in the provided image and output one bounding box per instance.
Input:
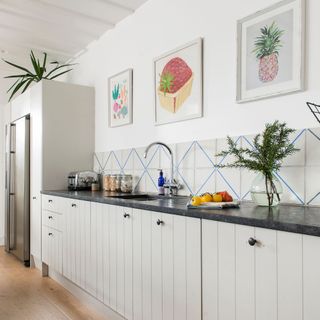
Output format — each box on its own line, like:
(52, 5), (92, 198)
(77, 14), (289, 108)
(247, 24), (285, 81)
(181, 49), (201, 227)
(217, 121), (299, 177)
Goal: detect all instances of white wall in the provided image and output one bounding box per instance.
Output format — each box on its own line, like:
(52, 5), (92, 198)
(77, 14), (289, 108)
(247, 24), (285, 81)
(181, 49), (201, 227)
(66, 0), (320, 152)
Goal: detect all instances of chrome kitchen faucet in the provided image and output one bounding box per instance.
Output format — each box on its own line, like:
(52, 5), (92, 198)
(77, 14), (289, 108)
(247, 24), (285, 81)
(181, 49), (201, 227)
(144, 142), (180, 196)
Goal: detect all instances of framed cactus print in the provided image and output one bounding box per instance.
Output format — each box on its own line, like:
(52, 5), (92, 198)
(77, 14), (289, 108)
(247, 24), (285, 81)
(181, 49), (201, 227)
(237, 0), (305, 103)
(108, 68), (133, 127)
(154, 38), (203, 125)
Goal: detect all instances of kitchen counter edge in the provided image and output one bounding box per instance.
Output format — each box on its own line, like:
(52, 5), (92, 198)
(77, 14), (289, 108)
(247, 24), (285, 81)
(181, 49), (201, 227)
(41, 190), (320, 237)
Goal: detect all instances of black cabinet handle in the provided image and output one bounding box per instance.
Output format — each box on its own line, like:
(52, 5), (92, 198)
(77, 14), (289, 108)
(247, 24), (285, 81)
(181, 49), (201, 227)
(48, 216), (53, 220)
(32, 196), (37, 200)
(48, 233), (53, 236)
(157, 219), (163, 226)
(248, 237), (257, 246)
(123, 213), (130, 218)
(48, 199), (53, 203)
(71, 203), (77, 207)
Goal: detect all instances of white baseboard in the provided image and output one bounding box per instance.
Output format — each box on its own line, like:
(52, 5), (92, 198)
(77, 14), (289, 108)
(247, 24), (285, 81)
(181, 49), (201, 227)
(0, 236), (4, 246)
(49, 269), (124, 320)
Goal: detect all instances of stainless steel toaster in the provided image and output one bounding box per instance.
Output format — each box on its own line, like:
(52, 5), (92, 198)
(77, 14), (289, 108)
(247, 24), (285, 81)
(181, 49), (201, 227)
(68, 171), (99, 190)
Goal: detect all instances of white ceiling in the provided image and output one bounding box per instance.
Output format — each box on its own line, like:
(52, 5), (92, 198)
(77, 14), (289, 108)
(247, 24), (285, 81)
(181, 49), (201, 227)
(0, 0), (147, 70)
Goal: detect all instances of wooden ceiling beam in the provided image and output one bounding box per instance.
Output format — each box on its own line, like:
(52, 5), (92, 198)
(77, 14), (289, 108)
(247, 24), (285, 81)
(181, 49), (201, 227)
(0, 4), (103, 38)
(0, 10), (95, 47)
(37, 0), (115, 27)
(95, 0), (134, 13)
(0, 37), (74, 61)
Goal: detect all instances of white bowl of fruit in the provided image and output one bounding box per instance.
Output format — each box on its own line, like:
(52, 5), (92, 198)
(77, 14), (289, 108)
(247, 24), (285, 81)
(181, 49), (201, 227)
(188, 191), (240, 209)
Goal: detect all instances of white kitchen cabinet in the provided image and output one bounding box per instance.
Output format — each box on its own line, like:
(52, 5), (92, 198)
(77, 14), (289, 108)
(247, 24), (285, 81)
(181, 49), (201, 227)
(91, 202), (133, 318)
(62, 198), (90, 291)
(202, 220), (305, 320)
(88, 203), (202, 320)
(303, 234), (320, 320)
(7, 79), (95, 264)
(139, 210), (202, 320)
(41, 226), (62, 274)
(11, 90), (31, 122)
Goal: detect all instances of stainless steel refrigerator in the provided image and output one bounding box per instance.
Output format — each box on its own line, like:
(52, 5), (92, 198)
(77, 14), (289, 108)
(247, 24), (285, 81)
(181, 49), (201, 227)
(5, 115), (30, 266)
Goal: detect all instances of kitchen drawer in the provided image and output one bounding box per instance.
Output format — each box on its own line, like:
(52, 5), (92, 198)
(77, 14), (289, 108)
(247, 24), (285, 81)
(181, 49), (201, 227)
(42, 210), (63, 231)
(42, 195), (63, 213)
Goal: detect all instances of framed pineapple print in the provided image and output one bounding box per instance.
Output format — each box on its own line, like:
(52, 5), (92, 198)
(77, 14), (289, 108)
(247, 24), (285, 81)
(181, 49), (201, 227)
(108, 68), (133, 127)
(154, 38), (203, 125)
(236, 0), (305, 103)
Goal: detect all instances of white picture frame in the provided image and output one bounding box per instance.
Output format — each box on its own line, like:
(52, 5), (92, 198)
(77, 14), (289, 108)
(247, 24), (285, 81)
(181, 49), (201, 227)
(236, 0), (305, 103)
(154, 38), (203, 125)
(108, 68), (133, 127)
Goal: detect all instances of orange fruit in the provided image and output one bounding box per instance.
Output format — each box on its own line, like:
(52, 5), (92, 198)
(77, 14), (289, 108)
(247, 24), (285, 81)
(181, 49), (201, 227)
(191, 196), (202, 206)
(201, 193), (213, 203)
(212, 193), (223, 202)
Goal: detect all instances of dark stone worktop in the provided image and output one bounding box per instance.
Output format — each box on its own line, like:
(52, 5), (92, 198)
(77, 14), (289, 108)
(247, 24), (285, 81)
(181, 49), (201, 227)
(41, 190), (320, 237)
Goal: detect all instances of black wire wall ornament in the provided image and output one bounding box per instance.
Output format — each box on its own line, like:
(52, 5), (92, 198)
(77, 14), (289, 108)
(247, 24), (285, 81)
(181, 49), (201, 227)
(307, 102), (320, 124)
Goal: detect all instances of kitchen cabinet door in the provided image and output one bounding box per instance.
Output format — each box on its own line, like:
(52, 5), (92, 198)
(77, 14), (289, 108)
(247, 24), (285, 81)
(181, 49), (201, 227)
(151, 212), (201, 320)
(141, 210), (152, 320)
(42, 225), (62, 274)
(30, 86), (42, 261)
(108, 205), (117, 311)
(202, 220), (304, 320)
(303, 234), (320, 320)
(42, 225), (49, 266)
(89, 202), (104, 300)
(30, 195), (41, 260)
(62, 199), (90, 291)
(96, 203), (133, 318)
(115, 205), (133, 318)
(123, 207), (133, 320)
(255, 227), (277, 320)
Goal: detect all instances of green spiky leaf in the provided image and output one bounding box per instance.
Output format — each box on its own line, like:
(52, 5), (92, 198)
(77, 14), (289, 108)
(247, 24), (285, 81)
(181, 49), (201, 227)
(252, 21), (285, 59)
(159, 72), (174, 95)
(3, 51), (75, 101)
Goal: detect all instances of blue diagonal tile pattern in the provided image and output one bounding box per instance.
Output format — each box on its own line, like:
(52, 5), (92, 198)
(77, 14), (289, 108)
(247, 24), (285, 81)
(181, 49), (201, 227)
(94, 126), (320, 207)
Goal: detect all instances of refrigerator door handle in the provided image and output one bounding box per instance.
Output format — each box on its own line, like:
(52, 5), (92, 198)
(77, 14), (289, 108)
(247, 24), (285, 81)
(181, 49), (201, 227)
(9, 194), (15, 250)
(8, 124), (16, 251)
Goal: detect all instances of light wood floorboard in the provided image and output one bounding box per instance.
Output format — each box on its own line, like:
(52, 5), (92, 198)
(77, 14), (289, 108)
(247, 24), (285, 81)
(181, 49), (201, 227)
(0, 247), (107, 320)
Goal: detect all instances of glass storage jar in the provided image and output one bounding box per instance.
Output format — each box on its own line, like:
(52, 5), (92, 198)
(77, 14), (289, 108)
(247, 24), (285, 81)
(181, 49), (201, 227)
(114, 174), (122, 192)
(109, 174), (118, 192)
(103, 174), (111, 191)
(121, 175), (133, 193)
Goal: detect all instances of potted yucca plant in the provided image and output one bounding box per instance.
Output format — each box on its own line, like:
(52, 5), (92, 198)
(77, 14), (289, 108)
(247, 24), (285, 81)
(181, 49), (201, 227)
(252, 21), (284, 83)
(217, 121), (299, 207)
(3, 50), (74, 101)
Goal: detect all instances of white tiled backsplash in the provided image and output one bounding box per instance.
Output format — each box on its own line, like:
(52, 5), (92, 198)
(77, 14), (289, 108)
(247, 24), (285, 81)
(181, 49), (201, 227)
(94, 128), (320, 206)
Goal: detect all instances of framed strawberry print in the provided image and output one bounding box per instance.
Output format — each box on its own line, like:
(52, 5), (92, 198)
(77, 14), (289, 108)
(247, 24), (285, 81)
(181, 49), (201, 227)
(154, 38), (203, 125)
(237, 0), (305, 103)
(108, 68), (133, 127)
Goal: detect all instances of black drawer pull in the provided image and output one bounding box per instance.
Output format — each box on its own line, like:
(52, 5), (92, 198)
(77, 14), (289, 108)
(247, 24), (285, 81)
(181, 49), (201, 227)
(248, 237), (257, 246)
(156, 219), (163, 226)
(123, 213), (130, 218)
(48, 199), (53, 203)
(32, 196), (37, 200)
(48, 216), (53, 220)
(71, 203), (77, 207)
(48, 233), (53, 236)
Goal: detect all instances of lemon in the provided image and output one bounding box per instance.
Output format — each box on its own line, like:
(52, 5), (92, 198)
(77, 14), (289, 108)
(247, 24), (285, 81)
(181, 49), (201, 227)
(201, 193), (213, 203)
(191, 196), (202, 206)
(212, 193), (223, 202)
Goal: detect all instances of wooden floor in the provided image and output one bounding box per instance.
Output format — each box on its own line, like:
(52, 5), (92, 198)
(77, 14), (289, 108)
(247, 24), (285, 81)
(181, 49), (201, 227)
(0, 247), (106, 320)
